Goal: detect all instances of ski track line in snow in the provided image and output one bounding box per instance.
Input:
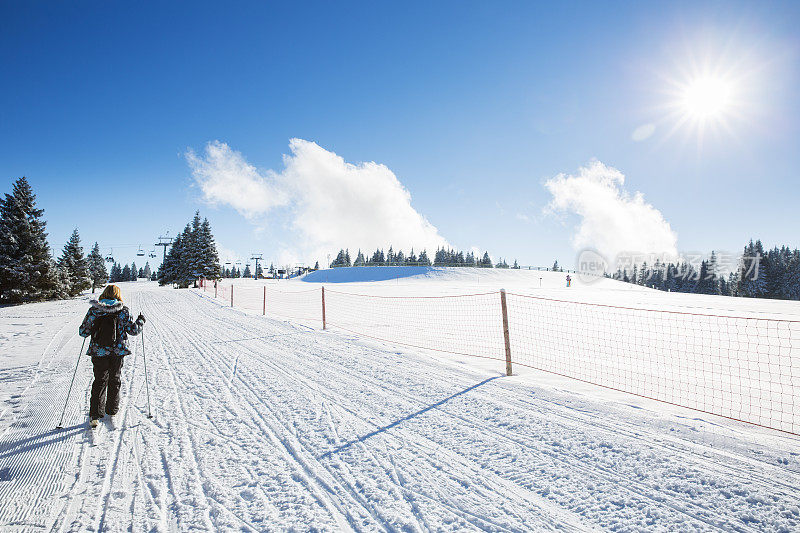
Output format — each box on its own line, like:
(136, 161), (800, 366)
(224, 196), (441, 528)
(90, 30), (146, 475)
(145, 294), (356, 531)
(224, 336), (579, 531)
(153, 300), (369, 531)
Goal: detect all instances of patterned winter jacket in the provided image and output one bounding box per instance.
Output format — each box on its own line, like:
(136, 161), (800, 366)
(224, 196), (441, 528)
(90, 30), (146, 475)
(79, 299), (144, 357)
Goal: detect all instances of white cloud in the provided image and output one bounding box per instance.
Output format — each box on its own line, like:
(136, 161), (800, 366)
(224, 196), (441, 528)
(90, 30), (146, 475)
(188, 139), (449, 263)
(544, 161), (677, 266)
(515, 213), (530, 223)
(187, 141), (289, 219)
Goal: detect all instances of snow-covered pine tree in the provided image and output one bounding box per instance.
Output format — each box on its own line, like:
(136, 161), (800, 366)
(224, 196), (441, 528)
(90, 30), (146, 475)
(86, 242), (108, 293)
(243, 264), (252, 278)
(108, 262), (119, 282)
(57, 228), (91, 296)
(332, 249), (347, 267)
(143, 262), (151, 279)
(313, 261), (319, 270)
(738, 240), (767, 298)
(121, 264), (132, 281)
(418, 250), (431, 266)
(0, 177), (65, 303)
(480, 252), (492, 268)
(130, 261), (138, 281)
(199, 217), (220, 280)
(175, 223), (194, 287)
(255, 262), (263, 278)
(353, 249), (365, 267)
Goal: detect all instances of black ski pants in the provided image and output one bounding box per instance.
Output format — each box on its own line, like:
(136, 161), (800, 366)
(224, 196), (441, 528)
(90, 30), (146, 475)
(90, 355), (124, 418)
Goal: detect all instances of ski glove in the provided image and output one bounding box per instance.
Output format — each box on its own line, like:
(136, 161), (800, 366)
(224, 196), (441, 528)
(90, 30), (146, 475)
(137, 314), (146, 324)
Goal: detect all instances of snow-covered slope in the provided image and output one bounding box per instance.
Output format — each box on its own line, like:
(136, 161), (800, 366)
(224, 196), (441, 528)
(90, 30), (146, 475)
(1, 281), (799, 531)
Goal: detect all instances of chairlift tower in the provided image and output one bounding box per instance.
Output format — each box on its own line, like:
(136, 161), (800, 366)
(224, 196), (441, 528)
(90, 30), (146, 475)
(154, 233), (173, 264)
(250, 254), (263, 279)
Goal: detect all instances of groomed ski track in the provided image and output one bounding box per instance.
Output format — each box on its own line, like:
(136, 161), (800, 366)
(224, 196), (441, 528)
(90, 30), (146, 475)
(1, 282), (799, 531)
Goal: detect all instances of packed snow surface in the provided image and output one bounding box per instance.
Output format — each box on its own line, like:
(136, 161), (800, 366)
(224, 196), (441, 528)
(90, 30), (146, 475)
(1, 272), (799, 531)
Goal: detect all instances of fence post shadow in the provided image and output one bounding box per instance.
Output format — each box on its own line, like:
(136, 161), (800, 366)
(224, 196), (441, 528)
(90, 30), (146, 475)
(318, 375), (501, 460)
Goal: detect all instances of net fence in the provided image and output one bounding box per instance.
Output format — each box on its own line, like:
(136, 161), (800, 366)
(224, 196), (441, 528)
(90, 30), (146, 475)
(200, 281), (800, 435)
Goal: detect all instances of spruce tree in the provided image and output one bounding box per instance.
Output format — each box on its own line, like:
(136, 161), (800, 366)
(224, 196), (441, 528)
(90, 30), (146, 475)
(418, 250), (431, 266)
(0, 177), (65, 303)
(131, 261), (138, 281)
(243, 264), (252, 278)
(86, 241), (109, 293)
(58, 228), (91, 296)
(143, 262), (151, 279)
(121, 264), (132, 282)
(199, 218), (220, 279)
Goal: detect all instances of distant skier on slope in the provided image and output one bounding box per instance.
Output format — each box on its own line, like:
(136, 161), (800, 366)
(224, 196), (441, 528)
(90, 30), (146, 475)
(566, 274), (572, 288)
(78, 284), (146, 428)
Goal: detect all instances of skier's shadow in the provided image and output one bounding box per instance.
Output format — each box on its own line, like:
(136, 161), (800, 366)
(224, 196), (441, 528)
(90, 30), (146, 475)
(319, 376), (501, 459)
(0, 423), (85, 460)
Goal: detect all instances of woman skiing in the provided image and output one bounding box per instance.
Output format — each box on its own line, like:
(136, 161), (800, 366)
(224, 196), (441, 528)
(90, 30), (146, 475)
(78, 284), (146, 427)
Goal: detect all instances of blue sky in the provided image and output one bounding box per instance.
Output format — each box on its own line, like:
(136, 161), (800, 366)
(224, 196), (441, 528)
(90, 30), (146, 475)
(1, 1), (798, 271)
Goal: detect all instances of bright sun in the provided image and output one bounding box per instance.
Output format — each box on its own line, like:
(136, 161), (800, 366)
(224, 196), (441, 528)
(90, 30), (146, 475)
(681, 76), (734, 119)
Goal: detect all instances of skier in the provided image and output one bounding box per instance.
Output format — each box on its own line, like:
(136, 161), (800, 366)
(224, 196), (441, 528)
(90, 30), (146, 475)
(78, 284), (146, 427)
(566, 274), (572, 288)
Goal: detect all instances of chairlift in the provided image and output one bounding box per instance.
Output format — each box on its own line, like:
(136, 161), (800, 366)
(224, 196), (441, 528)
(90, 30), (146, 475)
(149, 249), (156, 258)
(224, 261), (232, 266)
(105, 248), (115, 263)
(137, 246), (145, 257)
(235, 261), (242, 265)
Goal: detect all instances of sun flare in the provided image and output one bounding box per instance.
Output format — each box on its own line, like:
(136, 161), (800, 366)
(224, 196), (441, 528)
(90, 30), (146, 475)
(681, 76), (733, 119)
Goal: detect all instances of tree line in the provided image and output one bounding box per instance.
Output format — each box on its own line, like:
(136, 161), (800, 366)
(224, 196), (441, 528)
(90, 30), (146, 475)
(0, 178), (113, 304)
(158, 211), (220, 288)
(611, 240), (800, 300)
(109, 261), (154, 282)
(329, 246), (520, 269)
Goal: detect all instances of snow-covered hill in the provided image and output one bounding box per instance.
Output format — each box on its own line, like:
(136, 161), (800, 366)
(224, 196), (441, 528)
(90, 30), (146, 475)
(1, 280), (799, 531)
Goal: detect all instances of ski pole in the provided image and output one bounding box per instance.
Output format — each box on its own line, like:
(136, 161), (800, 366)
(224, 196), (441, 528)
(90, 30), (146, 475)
(55, 337), (87, 430)
(141, 325), (153, 419)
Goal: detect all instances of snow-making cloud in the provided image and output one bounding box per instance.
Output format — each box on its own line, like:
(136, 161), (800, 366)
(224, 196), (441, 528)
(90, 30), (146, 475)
(187, 139), (449, 263)
(544, 161), (677, 266)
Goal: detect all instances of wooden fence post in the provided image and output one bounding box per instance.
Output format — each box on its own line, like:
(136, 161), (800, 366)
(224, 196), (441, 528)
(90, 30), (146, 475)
(263, 286), (266, 315)
(500, 289), (512, 376)
(322, 286), (326, 330)
(231, 285), (234, 307)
